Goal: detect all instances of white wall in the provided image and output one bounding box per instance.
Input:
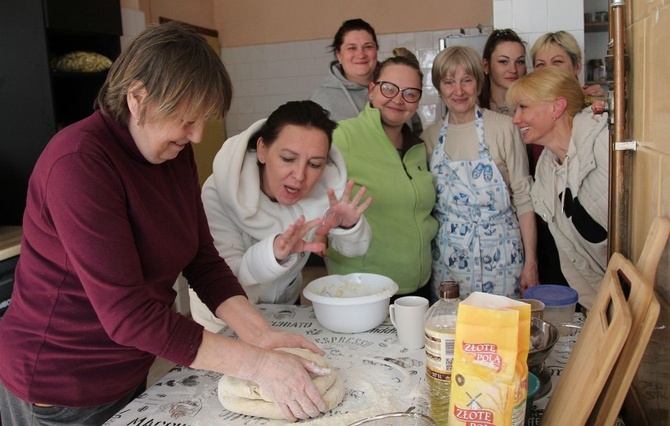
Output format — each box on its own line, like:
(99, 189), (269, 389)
(120, 8), (146, 49)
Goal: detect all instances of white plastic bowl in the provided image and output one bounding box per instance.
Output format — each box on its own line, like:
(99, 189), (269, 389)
(302, 273), (399, 333)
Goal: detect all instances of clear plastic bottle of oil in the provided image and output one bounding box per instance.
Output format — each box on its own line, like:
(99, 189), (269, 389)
(424, 281), (460, 425)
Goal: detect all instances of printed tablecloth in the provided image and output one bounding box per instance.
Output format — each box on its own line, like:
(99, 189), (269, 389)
(104, 305), (612, 425)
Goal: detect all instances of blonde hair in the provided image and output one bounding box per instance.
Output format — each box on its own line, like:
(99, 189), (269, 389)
(430, 46), (485, 96)
(506, 67), (584, 117)
(530, 31), (582, 70)
(373, 47), (423, 82)
(392, 47), (419, 67)
(96, 21), (233, 125)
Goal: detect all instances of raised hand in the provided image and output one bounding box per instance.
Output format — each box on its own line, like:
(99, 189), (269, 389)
(315, 180), (372, 235)
(273, 215), (328, 262)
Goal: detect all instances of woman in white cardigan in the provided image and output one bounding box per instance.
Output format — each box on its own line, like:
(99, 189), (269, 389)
(190, 101), (372, 332)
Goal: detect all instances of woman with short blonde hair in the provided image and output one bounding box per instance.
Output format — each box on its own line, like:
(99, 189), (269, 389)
(506, 65), (585, 118)
(431, 45), (485, 97)
(422, 45), (538, 301)
(531, 31), (582, 71)
(506, 67), (609, 310)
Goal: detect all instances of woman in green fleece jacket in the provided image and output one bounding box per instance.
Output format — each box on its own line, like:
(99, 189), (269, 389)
(327, 50), (438, 298)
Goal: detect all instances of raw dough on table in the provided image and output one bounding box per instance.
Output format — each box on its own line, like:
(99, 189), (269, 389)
(218, 348), (345, 419)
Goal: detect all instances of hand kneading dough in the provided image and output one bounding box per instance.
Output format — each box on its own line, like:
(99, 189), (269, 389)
(218, 348), (345, 419)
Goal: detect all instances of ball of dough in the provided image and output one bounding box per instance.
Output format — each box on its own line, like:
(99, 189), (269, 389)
(218, 348), (345, 419)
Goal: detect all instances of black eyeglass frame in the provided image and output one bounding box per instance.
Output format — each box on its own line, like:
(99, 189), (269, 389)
(373, 81), (423, 103)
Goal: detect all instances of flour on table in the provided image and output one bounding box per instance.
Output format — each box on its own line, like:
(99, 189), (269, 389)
(302, 356), (409, 425)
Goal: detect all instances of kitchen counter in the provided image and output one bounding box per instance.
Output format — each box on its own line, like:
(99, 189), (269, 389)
(0, 226), (22, 261)
(105, 305), (616, 425)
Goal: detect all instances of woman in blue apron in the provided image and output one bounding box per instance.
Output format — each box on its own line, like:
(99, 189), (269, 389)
(422, 46), (539, 301)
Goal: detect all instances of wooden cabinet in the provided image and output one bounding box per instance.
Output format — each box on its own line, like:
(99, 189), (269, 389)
(0, 0), (121, 225)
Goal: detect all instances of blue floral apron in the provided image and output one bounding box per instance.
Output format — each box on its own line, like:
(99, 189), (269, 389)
(430, 106), (523, 299)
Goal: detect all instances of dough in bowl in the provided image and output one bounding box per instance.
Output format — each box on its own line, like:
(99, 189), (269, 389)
(217, 347), (345, 419)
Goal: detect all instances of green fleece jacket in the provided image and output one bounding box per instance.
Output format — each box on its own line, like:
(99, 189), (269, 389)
(328, 104), (438, 294)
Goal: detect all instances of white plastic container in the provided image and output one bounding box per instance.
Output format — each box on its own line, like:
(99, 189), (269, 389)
(523, 285), (578, 326)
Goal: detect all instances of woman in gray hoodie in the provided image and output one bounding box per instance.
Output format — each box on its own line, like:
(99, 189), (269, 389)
(309, 18), (379, 122)
(310, 19), (423, 135)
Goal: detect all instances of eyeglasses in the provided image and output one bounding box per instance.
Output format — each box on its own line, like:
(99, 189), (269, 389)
(373, 81), (423, 103)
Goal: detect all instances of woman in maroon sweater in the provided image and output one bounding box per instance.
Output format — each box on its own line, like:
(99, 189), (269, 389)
(0, 22), (329, 425)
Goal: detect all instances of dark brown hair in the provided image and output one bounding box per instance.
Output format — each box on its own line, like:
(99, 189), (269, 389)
(478, 28), (526, 109)
(247, 101), (338, 153)
(329, 18), (379, 56)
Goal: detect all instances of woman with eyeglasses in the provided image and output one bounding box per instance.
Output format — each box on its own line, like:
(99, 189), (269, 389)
(422, 46), (539, 302)
(326, 49), (438, 300)
(309, 19), (423, 134)
(478, 28), (527, 117)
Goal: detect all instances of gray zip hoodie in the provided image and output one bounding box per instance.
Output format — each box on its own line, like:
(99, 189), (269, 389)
(309, 60), (370, 122)
(310, 60), (424, 134)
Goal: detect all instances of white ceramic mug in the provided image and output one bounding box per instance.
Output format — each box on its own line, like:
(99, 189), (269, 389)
(389, 296), (429, 350)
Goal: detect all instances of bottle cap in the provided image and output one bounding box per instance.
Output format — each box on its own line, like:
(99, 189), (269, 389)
(439, 281), (459, 299)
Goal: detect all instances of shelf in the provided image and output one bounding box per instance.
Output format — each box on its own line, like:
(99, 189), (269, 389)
(585, 22), (609, 33)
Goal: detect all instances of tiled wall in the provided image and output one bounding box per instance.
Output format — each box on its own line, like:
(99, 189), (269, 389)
(221, 28), (489, 138)
(124, 0), (590, 137)
(493, 0), (587, 82)
(118, 12), (491, 137)
(627, 1), (670, 423)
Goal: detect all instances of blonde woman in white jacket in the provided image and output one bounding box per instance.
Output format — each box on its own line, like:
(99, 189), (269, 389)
(190, 101), (372, 332)
(507, 67), (609, 310)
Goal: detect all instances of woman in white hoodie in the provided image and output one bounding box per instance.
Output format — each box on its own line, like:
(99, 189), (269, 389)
(507, 67), (609, 310)
(190, 101), (372, 332)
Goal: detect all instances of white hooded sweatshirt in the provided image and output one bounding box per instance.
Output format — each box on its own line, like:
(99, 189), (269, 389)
(189, 119), (371, 332)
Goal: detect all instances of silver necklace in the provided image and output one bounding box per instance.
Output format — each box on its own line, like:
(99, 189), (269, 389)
(492, 100), (509, 114)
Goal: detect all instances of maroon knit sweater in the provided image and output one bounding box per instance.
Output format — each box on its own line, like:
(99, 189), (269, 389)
(0, 111), (244, 407)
